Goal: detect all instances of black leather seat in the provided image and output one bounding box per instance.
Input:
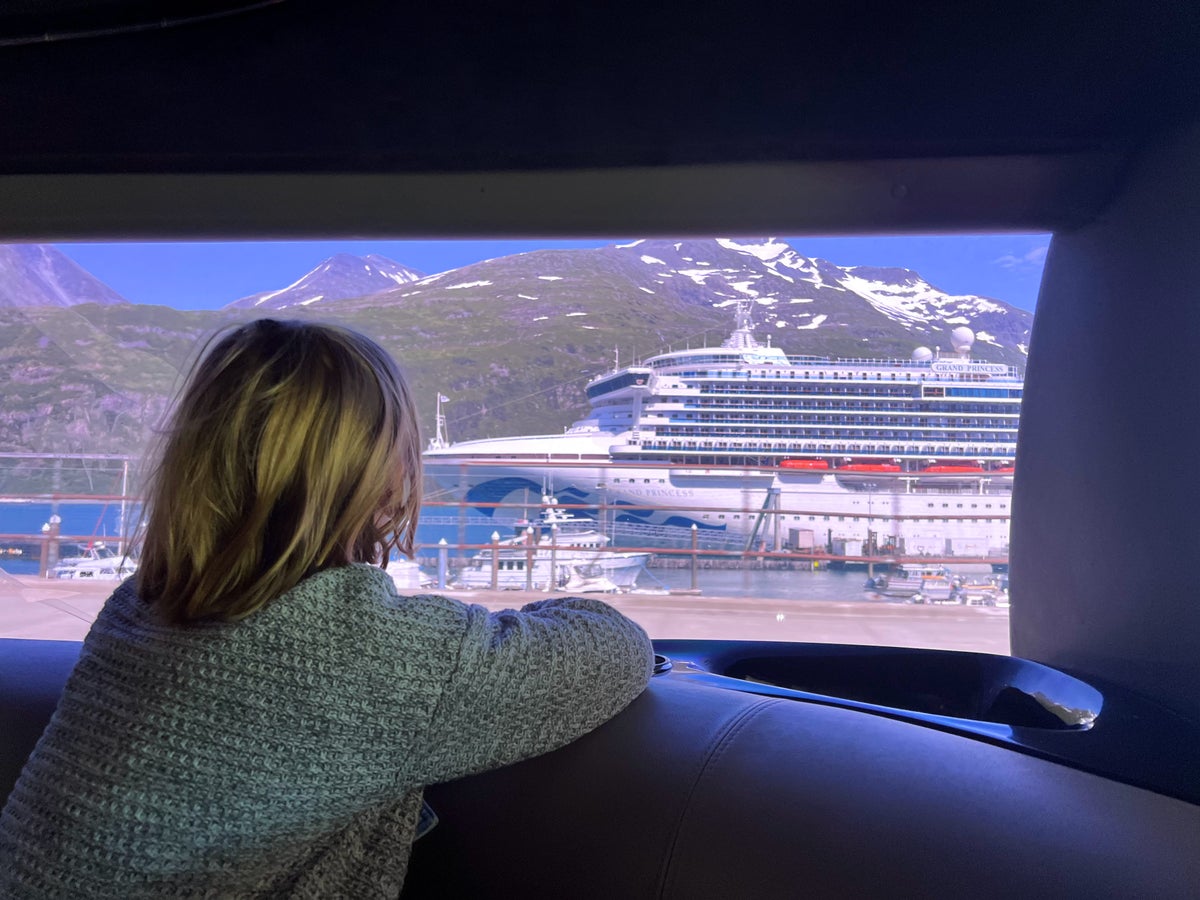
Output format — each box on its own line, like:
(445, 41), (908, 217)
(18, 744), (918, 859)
(4, 638), (1199, 898)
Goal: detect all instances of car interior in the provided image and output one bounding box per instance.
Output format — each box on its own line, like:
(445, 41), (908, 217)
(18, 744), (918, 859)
(1, 2), (1199, 896)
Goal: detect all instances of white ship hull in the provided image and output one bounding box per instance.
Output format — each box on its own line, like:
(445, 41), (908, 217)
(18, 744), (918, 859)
(425, 445), (1012, 557)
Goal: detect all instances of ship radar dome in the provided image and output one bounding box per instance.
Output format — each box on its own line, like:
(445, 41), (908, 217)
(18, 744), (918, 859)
(911, 346), (934, 362)
(951, 327), (975, 354)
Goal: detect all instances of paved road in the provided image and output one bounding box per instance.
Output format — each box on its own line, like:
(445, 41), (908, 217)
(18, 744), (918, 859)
(0, 575), (1010, 655)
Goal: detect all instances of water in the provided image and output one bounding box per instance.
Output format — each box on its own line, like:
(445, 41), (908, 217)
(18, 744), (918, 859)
(0, 501), (128, 542)
(0, 502), (881, 602)
(637, 566), (874, 603)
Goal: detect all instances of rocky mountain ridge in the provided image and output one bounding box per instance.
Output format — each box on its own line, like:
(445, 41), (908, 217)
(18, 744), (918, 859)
(0, 240), (1034, 465)
(257, 237), (1030, 359)
(227, 252), (424, 309)
(0, 245), (129, 309)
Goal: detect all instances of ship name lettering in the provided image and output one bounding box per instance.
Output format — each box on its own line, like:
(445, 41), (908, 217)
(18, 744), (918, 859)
(930, 361), (1009, 375)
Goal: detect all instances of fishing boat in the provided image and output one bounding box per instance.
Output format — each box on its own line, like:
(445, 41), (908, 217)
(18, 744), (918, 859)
(51, 543), (137, 581)
(866, 564), (955, 600)
(453, 499), (651, 590)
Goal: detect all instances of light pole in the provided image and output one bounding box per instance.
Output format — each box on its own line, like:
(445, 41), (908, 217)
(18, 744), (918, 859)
(437, 538), (448, 590)
(691, 523), (699, 592)
(46, 515), (61, 575)
(490, 531), (500, 590)
(549, 523), (558, 592)
(524, 526), (535, 591)
(39, 523), (50, 578)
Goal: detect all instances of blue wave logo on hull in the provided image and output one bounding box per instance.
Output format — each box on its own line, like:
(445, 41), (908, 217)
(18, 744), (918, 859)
(612, 500), (652, 519)
(463, 477), (544, 514)
(613, 513), (726, 531)
(462, 478), (726, 533)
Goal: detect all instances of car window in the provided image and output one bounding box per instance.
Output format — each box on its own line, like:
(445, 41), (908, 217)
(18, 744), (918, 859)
(0, 235), (1047, 653)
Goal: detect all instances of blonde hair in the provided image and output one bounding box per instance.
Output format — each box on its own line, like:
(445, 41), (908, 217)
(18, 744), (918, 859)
(136, 319), (423, 623)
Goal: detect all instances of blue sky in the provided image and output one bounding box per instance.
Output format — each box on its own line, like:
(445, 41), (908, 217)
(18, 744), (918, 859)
(57, 234), (1050, 312)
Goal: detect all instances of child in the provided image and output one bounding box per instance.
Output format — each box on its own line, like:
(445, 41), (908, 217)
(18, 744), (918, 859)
(0, 319), (653, 897)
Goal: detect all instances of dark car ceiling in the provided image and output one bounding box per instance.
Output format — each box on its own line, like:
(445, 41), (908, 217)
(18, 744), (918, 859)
(0, 1), (1197, 237)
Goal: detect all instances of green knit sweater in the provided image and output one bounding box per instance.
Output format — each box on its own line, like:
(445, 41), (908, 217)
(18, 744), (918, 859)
(0, 564), (653, 897)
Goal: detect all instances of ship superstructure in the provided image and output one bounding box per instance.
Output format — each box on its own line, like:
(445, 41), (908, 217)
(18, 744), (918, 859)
(425, 303), (1022, 556)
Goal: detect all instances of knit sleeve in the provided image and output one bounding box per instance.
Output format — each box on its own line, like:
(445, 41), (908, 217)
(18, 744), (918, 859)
(416, 596), (653, 784)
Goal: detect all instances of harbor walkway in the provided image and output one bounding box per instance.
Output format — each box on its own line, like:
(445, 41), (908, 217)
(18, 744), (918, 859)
(0, 573), (1010, 654)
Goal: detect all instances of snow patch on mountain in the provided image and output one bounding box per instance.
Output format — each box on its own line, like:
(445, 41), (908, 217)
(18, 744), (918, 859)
(227, 252), (424, 310)
(716, 237), (789, 261)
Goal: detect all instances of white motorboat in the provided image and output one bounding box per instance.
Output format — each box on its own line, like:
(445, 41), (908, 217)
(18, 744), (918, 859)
(866, 564), (954, 600)
(387, 558), (434, 592)
(454, 498), (651, 590)
(51, 543), (137, 581)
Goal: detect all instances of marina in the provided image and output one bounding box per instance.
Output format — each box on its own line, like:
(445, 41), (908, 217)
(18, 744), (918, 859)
(0, 313), (1020, 641)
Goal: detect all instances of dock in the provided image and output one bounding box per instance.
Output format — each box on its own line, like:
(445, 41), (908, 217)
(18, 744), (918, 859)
(0, 574), (1010, 655)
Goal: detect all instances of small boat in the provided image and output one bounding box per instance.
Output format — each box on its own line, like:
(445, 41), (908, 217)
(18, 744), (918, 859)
(387, 558), (434, 592)
(953, 580), (1005, 606)
(561, 568), (620, 593)
(779, 458), (830, 470)
(837, 463), (903, 473)
(454, 497), (652, 590)
(869, 564), (953, 599)
(51, 543), (137, 581)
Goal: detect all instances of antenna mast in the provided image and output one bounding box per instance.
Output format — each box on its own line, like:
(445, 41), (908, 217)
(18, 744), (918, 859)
(430, 393), (451, 449)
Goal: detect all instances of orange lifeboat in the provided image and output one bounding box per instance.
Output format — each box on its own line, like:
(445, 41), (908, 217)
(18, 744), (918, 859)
(837, 463), (902, 473)
(780, 458), (830, 470)
(921, 464), (985, 474)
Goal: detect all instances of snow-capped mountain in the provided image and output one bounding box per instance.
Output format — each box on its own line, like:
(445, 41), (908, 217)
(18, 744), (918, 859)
(226, 253), (424, 310)
(318, 237), (1032, 363)
(0, 245), (128, 308)
(0, 238), (1035, 454)
(603, 238), (1029, 355)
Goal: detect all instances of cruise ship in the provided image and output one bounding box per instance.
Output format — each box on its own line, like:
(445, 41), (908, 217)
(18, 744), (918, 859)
(424, 303), (1022, 557)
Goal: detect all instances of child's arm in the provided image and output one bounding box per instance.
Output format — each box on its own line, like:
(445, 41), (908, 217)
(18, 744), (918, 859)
(417, 596), (653, 783)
